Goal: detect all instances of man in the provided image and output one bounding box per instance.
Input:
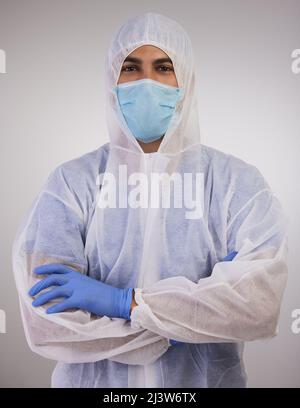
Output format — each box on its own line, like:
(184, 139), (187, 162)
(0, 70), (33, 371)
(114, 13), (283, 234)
(12, 12), (288, 388)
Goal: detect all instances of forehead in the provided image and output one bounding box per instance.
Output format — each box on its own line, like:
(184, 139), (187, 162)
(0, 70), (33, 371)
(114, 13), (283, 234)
(125, 44), (171, 59)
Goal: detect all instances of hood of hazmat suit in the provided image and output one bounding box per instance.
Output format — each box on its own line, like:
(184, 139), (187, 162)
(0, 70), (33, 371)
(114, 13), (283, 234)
(12, 12), (288, 388)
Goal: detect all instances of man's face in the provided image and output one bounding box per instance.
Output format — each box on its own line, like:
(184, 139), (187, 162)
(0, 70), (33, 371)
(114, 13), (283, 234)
(117, 45), (178, 87)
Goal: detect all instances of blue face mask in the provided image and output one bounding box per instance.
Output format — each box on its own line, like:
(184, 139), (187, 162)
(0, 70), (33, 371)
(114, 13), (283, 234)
(113, 78), (184, 143)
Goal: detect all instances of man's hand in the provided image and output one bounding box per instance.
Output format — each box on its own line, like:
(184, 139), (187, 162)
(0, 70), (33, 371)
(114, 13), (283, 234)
(28, 263), (134, 320)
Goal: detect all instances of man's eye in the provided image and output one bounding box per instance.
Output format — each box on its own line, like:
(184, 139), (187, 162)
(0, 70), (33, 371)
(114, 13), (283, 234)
(121, 65), (137, 72)
(157, 65), (173, 72)
(121, 65), (174, 72)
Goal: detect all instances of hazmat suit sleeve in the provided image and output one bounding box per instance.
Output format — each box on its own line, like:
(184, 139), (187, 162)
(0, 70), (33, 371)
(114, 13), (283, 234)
(130, 176), (288, 343)
(12, 165), (170, 365)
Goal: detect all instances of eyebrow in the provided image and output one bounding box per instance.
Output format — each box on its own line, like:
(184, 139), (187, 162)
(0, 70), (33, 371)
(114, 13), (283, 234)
(123, 56), (173, 65)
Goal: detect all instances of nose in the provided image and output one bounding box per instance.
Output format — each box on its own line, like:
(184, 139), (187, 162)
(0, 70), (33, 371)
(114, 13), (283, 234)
(139, 70), (161, 82)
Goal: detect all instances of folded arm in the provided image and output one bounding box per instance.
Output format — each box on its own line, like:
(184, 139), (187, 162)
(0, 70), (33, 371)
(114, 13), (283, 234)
(12, 166), (170, 365)
(130, 189), (288, 343)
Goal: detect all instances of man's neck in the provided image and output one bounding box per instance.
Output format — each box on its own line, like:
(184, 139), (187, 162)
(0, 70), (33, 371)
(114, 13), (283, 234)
(137, 136), (164, 153)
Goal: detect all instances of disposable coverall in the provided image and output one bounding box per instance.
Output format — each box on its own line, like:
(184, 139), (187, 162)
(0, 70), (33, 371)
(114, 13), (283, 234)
(12, 12), (288, 387)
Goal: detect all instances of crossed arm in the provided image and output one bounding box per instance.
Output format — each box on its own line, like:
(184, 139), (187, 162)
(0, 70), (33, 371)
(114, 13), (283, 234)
(12, 166), (288, 365)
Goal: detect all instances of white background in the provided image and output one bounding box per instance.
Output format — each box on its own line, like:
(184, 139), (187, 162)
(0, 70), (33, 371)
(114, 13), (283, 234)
(0, 0), (299, 387)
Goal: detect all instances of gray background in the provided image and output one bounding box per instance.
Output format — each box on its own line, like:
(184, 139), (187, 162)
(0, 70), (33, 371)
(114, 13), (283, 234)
(0, 0), (299, 387)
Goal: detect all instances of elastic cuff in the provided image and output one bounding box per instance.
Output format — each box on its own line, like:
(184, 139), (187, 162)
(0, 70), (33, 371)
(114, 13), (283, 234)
(130, 288), (144, 329)
(122, 287), (134, 321)
(133, 287), (144, 305)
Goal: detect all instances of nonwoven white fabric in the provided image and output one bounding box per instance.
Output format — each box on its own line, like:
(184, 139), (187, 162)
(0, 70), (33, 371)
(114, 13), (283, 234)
(12, 12), (288, 388)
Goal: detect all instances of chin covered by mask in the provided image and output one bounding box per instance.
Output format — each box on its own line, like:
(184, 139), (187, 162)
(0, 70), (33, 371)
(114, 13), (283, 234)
(113, 78), (184, 143)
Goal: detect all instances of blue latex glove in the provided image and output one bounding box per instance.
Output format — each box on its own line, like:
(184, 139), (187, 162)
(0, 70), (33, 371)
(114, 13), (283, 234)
(169, 339), (180, 346)
(169, 250), (238, 346)
(28, 263), (134, 320)
(220, 250), (238, 262)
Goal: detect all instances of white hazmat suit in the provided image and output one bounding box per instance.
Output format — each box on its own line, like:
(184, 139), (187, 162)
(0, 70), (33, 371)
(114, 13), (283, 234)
(12, 12), (288, 387)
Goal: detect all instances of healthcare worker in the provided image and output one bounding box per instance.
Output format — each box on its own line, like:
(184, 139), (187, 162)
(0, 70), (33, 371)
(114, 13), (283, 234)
(12, 12), (288, 388)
